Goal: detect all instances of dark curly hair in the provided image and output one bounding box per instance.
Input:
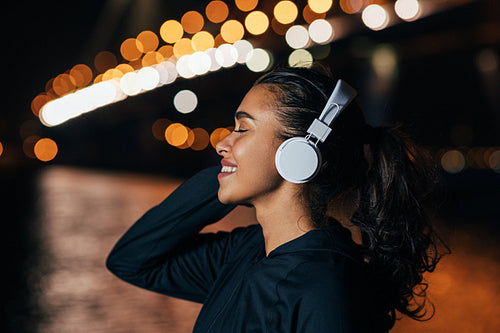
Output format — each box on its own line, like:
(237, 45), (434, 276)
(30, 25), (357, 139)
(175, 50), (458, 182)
(254, 65), (447, 326)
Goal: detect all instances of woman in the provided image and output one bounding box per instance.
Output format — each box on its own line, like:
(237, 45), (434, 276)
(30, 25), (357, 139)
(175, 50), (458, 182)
(106, 66), (445, 332)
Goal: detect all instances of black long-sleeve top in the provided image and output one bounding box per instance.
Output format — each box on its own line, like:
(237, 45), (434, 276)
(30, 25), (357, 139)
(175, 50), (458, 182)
(106, 166), (391, 332)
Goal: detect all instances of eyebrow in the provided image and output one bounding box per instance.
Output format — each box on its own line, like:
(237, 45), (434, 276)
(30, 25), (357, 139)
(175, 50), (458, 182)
(234, 111), (256, 121)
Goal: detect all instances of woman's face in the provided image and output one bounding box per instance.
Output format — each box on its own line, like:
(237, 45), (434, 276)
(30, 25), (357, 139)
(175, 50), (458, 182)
(216, 85), (286, 205)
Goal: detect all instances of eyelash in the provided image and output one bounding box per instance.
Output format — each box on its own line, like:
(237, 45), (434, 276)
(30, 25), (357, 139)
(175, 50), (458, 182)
(234, 129), (247, 133)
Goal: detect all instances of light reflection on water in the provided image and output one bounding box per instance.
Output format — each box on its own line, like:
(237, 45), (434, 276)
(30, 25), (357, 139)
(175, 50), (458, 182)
(36, 166), (500, 332)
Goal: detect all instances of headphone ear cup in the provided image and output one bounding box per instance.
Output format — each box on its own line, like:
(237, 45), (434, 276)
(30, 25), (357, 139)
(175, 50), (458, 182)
(275, 137), (321, 184)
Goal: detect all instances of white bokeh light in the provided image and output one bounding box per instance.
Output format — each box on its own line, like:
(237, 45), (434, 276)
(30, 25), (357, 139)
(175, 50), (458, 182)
(189, 51), (212, 75)
(234, 40), (254, 64)
(285, 25), (310, 49)
(246, 48), (272, 72)
(362, 4), (389, 31)
(173, 89), (198, 114)
(215, 44), (238, 68)
(308, 19), (333, 44)
(395, 0), (421, 21)
(288, 49), (313, 67)
(176, 55), (196, 79)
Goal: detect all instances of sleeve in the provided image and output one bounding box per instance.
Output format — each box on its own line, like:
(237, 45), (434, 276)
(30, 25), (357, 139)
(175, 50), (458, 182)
(105, 166), (238, 303)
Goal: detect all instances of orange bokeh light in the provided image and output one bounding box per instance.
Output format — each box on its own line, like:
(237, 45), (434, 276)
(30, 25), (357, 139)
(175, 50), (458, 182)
(210, 128), (231, 148)
(273, 1), (298, 25)
(271, 18), (293, 35)
(142, 51), (164, 67)
(173, 38), (195, 58)
(191, 31), (215, 51)
(31, 93), (50, 117)
(102, 68), (123, 81)
(94, 51), (118, 73)
(158, 45), (174, 59)
(190, 128), (210, 151)
(52, 73), (76, 96)
(160, 20), (184, 44)
(165, 123), (189, 147)
(205, 0), (229, 23)
(181, 11), (204, 35)
(34, 138), (58, 162)
(137, 30), (159, 53)
(235, 0), (258, 12)
(152, 118), (172, 141)
(121, 38), (144, 61)
(245, 11), (269, 35)
(221, 20), (245, 43)
(69, 64), (93, 88)
(303, 4), (326, 24)
(0, 141), (3, 157)
(340, 0), (364, 14)
(176, 128), (196, 149)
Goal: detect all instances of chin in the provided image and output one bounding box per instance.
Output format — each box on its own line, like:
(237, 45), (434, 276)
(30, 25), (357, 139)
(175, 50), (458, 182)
(217, 189), (250, 206)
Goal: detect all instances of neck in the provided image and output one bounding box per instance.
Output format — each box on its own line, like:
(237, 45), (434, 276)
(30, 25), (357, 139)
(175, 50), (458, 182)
(252, 185), (315, 256)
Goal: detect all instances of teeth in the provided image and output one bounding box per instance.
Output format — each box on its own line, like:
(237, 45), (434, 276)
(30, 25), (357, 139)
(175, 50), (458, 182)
(221, 166), (237, 173)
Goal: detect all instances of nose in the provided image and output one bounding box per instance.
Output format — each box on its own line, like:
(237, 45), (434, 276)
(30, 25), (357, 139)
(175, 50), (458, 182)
(216, 132), (232, 157)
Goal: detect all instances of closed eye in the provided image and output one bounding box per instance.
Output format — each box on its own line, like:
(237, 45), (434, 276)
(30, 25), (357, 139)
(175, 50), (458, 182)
(234, 129), (247, 133)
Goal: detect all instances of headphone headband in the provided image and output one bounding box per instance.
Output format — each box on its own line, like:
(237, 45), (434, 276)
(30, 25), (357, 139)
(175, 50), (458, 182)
(306, 80), (358, 143)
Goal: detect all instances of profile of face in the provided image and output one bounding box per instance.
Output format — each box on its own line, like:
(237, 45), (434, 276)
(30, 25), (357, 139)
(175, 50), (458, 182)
(216, 85), (287, 205)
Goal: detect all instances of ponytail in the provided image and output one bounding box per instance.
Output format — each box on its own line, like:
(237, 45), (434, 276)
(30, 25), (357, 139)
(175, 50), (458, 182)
(351, 123), (446, 323)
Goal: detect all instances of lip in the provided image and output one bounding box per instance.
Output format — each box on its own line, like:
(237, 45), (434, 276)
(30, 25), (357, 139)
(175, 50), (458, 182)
(221, 159), (237, 167)
(218, 159), (237, 180)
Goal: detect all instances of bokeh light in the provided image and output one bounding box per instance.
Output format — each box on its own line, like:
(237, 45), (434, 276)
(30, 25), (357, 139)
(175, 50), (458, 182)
(94, 51), (118, 73)
(158, 45), (174, 60)
(173, 38), (195, 58)
(489, 150), (500, 172)
(23, 135), (39, 159)
(176, 55), (196, 78)
(176, 128), (196, 149)
(441, 150), (466, 173)
(137, 30), (159, 53)
(120, 72), (141, 96)
(308, 19), (333, 44)
(137, 67), (160, 91)
(220, 20), (245, 43)
(234, 39), (253, 63)
(69, 64), (93, 88)
(102, 68), (123, 82)
(308, 0), (333, 14)
(285, 25), (310, 49)
(152, 118), (172, 141)
(303, 5), (326, 24)
(52, 74), (76, 96)
(372, 44), (398, 79)
(235, 0), (258, 12)
(340, 0), (364, 14)
(288, 49), (313, 67)
(188, 51), (212, 75)
(121, 38), (144, 61)
(245, 11), (269, 35)
(191, 31), (215, 51)
(174, 90), (198, 114)
(160, 20), (184, 44)
(156, 61), (178, 85)
(0, 141), (3, 158)
(205, 48), (222, 71)
(271, 18), (293, 35)
(31, 93), (50, 117)
(274, 1), (298, 25)
(395, 0), (421, 21)
(362, 4), (389, 31)
(142, 51), (164, 67)
(246, 48), (272, 72)
(165, 123), (189, 147)
(210, 128), (231, 148)
(181, 11), (204, 35)
(215, 44), (238, 68)
(34, 138), (58, 162)
(190, 128), (210, 151)
(206, 0), (229, 23)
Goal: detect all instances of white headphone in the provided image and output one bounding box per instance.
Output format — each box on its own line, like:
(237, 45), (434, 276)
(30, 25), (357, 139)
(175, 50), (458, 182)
(275, 79), (358, 184)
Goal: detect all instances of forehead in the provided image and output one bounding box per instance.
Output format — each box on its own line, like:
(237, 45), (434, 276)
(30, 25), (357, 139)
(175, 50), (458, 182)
(238, 85), (277, 115)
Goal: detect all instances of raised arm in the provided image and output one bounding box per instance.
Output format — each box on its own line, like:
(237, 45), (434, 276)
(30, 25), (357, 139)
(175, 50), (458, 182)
(106, 166), (237, 302)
